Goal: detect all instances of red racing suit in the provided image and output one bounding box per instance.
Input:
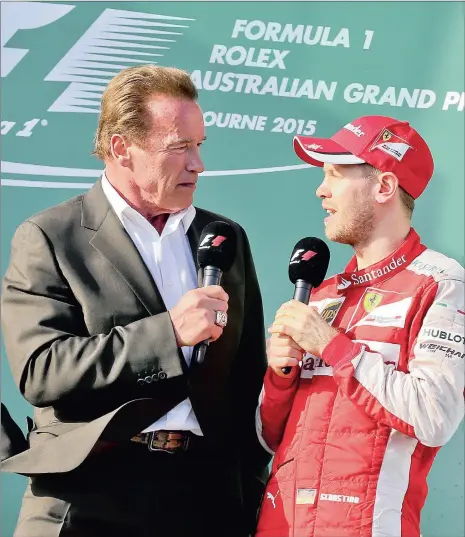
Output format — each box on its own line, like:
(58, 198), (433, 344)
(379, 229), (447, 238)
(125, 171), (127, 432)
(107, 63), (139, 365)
(255, 229), (464, 537)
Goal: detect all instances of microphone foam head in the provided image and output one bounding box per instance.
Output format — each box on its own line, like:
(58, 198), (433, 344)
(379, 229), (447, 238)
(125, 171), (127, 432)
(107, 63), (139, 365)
(288, 237), (330, 287)
(197, 221), (237, 272)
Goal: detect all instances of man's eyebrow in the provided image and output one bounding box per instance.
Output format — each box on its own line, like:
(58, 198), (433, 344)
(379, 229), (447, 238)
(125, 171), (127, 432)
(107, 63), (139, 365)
(323, 166), (337, 175)
(167, 136), (207, 146)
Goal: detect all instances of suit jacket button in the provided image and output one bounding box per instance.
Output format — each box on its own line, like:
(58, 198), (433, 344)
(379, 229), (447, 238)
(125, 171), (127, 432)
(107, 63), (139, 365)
(158, 371), (167, 380)
(144, 376), (153, 384)
(137, 379), (145, 386)
(151, 373), (159, 382)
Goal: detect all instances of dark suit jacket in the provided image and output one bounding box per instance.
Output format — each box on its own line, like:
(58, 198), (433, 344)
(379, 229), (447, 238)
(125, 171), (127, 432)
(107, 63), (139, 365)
(1, 403), (28, 461)
(1, 179), (270, 525)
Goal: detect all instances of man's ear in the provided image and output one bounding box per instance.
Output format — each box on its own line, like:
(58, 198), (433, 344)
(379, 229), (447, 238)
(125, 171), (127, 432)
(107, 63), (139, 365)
(374, 171), (399, 205)
(110, 134), (132, 168)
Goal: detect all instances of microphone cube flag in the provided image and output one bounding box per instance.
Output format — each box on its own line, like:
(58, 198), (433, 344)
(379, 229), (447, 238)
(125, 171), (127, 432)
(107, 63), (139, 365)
(197, 221), (237, 272)
(288, 237), (330, 287)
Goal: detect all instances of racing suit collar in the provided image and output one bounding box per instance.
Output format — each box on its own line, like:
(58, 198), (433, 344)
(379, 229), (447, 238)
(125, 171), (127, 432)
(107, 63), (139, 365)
(336, 228), (426, 292)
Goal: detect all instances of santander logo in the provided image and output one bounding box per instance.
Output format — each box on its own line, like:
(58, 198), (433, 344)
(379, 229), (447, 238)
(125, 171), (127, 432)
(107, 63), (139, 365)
(343, 122), (365, 137)
(338, 254), (407, 289)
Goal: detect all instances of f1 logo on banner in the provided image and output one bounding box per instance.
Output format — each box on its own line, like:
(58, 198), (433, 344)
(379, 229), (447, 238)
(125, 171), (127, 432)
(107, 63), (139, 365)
(1, 2), (312, 188)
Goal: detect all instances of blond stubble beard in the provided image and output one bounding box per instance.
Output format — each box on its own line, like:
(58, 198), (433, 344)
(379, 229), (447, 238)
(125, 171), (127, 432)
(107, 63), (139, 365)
(325, 183), (376, 247)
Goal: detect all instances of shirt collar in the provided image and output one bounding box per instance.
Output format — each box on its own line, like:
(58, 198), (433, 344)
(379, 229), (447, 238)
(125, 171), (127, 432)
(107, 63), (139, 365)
(101, 172), (196, 235)
(336, 228), (426, 292)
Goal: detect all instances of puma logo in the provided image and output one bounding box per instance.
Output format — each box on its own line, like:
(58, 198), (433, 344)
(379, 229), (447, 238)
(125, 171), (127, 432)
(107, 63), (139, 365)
(266, 491), (279, 508)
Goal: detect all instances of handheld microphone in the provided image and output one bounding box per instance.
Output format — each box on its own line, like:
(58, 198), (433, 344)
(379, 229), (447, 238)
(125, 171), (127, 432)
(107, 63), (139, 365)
(281, 237), (330, 374)
(192, 221), (237, 365)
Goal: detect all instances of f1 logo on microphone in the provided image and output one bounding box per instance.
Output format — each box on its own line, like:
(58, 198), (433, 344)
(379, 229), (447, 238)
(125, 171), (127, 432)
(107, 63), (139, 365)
(212, 235), (227, 247)
(199, 234), (227, 249)
(290, 249), (316, 264)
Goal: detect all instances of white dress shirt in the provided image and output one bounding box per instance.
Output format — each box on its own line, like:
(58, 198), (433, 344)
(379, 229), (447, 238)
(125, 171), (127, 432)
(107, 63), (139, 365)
(101, 173), (203, 435)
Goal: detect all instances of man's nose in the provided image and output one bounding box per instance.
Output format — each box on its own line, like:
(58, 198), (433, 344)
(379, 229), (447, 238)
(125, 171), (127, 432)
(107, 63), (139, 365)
(187, 147), (204, 174)
(316, 179), (331, 199)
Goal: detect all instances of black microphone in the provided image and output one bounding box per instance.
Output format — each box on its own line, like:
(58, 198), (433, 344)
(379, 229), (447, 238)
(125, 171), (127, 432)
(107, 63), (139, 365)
(281, 237), (330, 374)
(192, 221), (237, 365)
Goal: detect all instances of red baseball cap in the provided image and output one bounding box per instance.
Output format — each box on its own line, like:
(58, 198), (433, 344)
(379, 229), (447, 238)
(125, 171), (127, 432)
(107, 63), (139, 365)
(293, 115), (434, 199)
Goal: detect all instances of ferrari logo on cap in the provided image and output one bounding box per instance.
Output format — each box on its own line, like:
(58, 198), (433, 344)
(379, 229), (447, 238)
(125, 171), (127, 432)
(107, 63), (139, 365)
(370, 129), (412, 161)
(363, 292), (383, 312)
(382, 130), (392, 142)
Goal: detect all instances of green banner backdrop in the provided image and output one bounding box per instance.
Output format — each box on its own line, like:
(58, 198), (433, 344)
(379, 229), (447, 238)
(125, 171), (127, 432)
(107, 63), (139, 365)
(1, 2), (464, 536)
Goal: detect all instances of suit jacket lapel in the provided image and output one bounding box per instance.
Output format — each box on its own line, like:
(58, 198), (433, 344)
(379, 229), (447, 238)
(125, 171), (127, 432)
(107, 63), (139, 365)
(187, 209), (204, 287)
(82, 179), (166, 316)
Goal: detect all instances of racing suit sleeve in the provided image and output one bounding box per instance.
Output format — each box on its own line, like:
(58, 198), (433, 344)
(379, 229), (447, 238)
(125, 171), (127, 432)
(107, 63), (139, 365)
(323, 277), (465, 448)
(255, 366), (300, 454)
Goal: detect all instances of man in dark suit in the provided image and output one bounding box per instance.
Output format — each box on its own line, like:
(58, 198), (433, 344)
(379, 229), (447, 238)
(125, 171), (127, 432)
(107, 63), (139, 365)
(1, 65), (270, 537)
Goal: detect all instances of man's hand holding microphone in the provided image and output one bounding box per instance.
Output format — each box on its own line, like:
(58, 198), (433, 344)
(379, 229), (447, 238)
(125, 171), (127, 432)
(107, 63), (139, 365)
(168, 221), (237, 366)
(266, 238), (338, 378)
(169, 285), (229, 347)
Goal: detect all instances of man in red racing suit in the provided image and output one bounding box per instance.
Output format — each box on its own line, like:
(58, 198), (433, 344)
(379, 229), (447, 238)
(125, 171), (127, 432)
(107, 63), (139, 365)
(255, 115), (465, 537)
